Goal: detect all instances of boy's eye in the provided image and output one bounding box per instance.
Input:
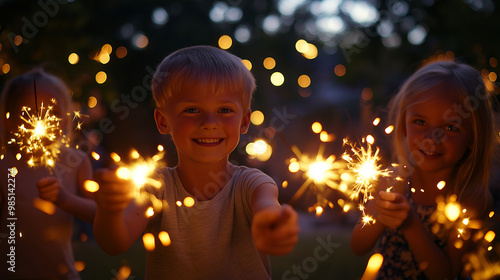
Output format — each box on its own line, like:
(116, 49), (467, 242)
(218, 107), (234, 113)
(184, 108), (199, 113)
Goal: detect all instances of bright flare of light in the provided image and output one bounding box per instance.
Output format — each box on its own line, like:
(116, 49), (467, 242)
(183, 197), (195, 207)
(311, 122), (322, 133)
(342, 138), (394, 225)
(343, 138), (392, 203)
(145, 207), (155, 217)
(484, 231), (495, 243)
(361, 253), (384, 280)
(10, 100), (68, 171)
(437, 180), (446, 190)
(83, 180), (99, 193)
(287, 143), (348, 214)
(142, 233), (155, 251)
(158, 231), (171, 246)
(114, 149), (165, 194)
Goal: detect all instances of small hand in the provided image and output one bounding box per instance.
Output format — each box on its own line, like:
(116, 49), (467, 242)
(376, 191), (411, 229)
(36, 177), (66, 204)
(93, 168), (135, 213)
(251, 204), (300, 255)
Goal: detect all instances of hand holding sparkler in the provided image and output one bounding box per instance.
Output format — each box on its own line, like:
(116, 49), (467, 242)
(92, 168), (136, 213)
(36, 177), (67, 204)
(251, 204), (300, 255)
(375, 191), (411, 229)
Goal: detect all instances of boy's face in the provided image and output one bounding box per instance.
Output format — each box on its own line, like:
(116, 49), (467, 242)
(154, 88), (251, 166)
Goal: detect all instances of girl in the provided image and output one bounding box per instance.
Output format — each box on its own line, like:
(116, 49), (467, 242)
(350, 61), (496, 279)
(0, 68), (96, 279)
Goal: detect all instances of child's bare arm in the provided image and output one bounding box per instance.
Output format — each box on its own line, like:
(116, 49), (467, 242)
(93, 168), (151, 255)
(36, 156), (96, 223)
(251, 183), (300, 255)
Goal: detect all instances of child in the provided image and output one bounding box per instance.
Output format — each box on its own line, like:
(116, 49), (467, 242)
(0, 68), (96, 279)
(350, 61), (496, 279)
(93, 45), (300, 279)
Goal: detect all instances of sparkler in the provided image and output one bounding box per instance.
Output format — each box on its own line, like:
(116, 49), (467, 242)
(113, 148), (165, 194)
(9, 98), (68, 172)
(287, 143), (349, 214)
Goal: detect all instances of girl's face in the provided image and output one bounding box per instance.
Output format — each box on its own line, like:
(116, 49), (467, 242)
(404, 85), (474, 178)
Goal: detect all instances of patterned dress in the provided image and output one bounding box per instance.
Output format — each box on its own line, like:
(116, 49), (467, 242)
(377, 187), (448, 279)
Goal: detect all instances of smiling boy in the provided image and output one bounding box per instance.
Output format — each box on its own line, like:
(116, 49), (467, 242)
(93, 45), (300, 279)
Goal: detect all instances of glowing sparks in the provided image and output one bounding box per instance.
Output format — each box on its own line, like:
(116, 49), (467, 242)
(342, 137), (395, 225)
(342, 138), (392, 203)
(287, 143), (347, 213)
(431, 195), (476, 240)
(114, 148), (165, 192)
(9, 100), (68, 171)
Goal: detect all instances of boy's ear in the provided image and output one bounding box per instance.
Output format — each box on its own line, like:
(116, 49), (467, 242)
(154, 108), (170, 135)
(240, 109), (251, 134)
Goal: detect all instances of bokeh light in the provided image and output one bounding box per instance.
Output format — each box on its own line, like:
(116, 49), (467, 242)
(95, 71), (107, 84)
(68, 53), (79, 64)
(218, 35), (232, 49)
(250, 110), (264, 125)
(270, 72), (285, 86)
(263, 57), (276, 70)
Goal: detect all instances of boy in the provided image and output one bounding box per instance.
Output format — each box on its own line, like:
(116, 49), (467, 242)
(93, 45), (300, 279)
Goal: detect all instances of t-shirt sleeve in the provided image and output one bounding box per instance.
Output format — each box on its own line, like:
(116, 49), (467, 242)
(238, 167), (277, 219)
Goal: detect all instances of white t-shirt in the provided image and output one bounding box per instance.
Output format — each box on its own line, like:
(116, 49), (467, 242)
(144, 165), (275, 280)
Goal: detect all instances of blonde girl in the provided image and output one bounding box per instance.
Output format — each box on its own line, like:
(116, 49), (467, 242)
(351, 61), (496, 279)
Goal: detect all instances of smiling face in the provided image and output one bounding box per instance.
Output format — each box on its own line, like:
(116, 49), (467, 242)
(154, 86), (250, 167)
(404, 85), (474, 179)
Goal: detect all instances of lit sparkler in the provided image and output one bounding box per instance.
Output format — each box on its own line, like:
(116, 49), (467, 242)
(9, 99), (68, 171)
(431, 194), (482, 242)
(287, 143), (348, 214)
(114, 148), (165, 193)
(342, 136), (396, 225)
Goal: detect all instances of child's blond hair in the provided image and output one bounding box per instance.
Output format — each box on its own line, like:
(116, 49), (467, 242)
(152, 45), (255, 110)
(389, 61), (497, 202)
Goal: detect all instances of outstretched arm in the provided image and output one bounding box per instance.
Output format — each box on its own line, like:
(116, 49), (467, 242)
(92, 168), (151, 255)
(251, 182), (300, 255)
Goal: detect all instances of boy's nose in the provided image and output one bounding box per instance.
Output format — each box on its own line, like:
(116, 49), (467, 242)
(201, 113), (218, 129)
